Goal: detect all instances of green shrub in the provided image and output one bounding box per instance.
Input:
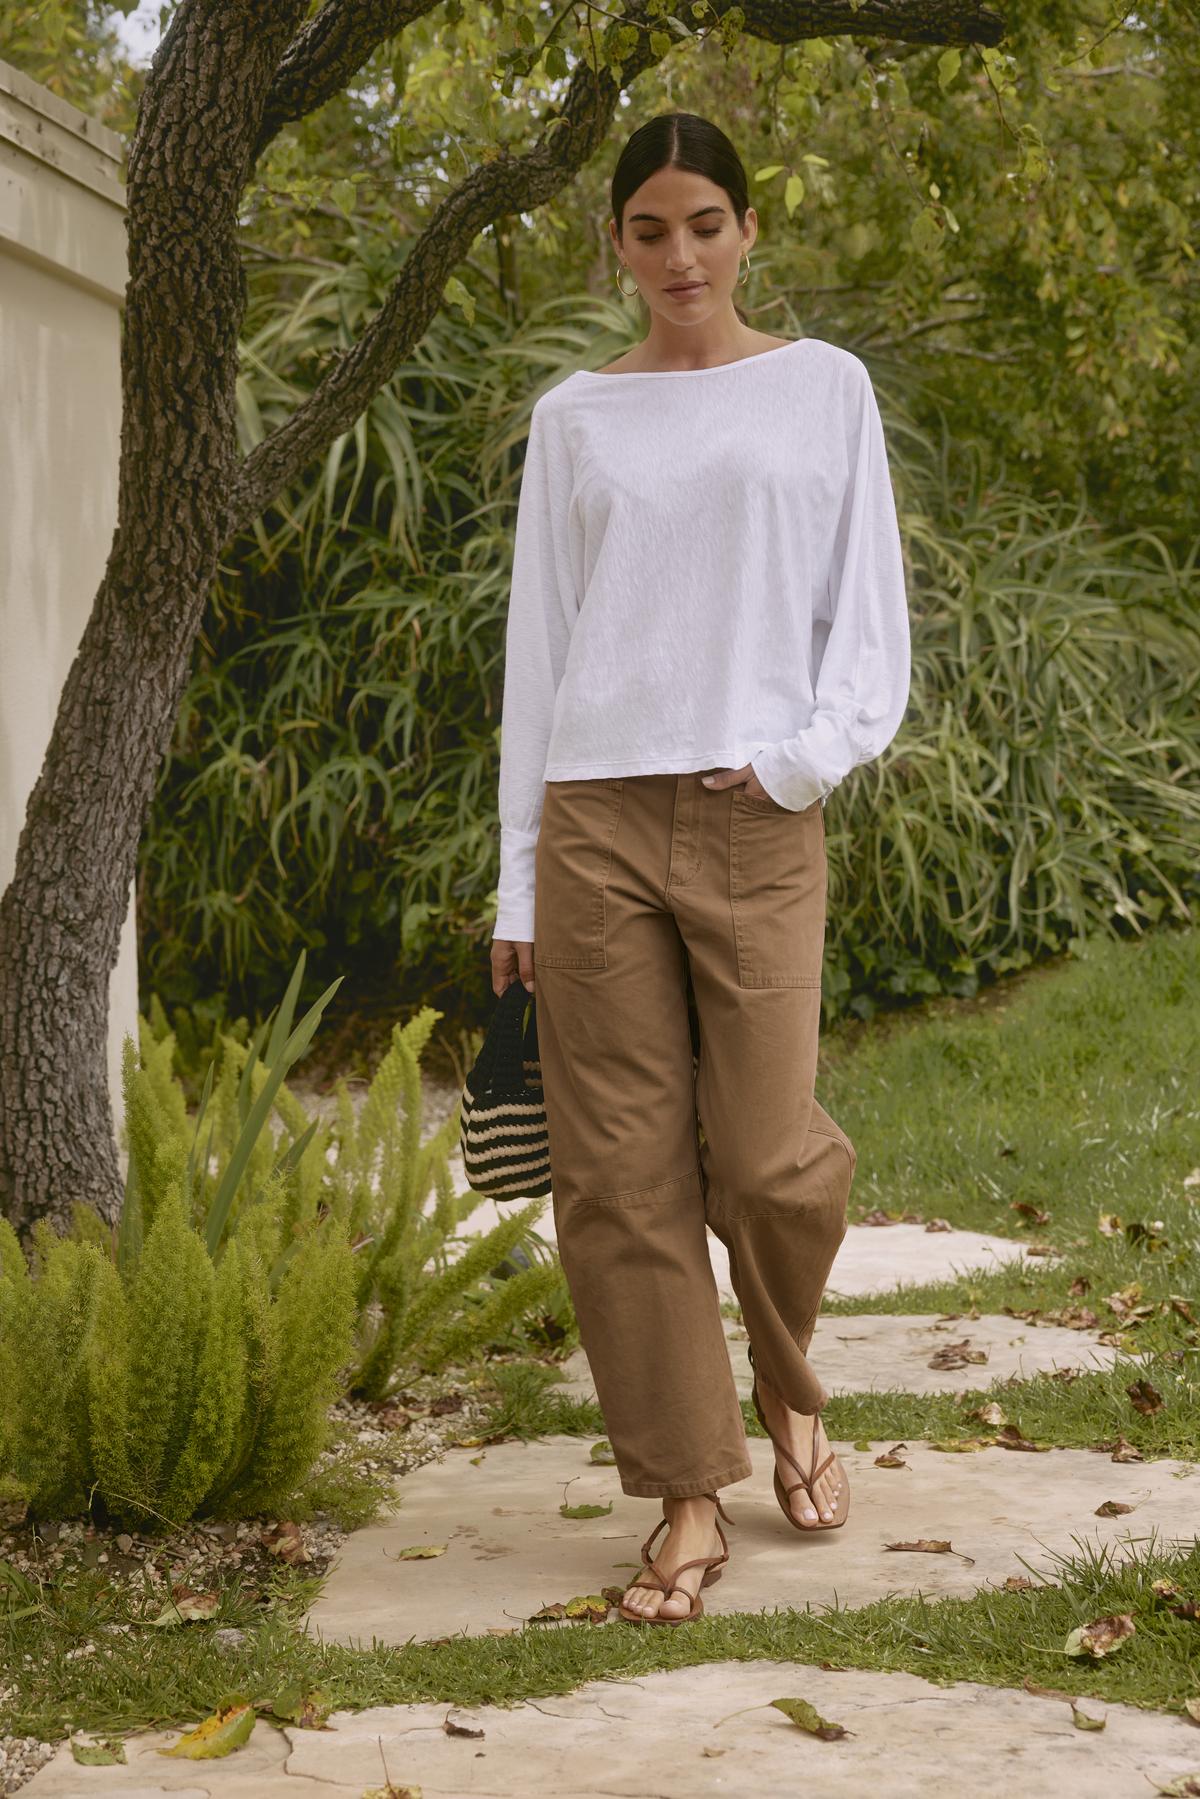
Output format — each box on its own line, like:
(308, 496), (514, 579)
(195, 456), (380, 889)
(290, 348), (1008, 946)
(0, 953), (566, 1526)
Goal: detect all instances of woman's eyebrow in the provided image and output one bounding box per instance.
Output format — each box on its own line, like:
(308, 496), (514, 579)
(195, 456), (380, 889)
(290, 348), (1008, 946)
(626, 204), (727, 224)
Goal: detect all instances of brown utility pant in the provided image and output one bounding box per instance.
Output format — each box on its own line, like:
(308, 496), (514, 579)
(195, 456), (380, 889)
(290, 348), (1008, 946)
(532, 770), (856, 1499)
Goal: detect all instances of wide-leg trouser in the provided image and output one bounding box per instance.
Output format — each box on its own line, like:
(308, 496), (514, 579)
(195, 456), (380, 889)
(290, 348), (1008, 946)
(532, 769), (856, 1499)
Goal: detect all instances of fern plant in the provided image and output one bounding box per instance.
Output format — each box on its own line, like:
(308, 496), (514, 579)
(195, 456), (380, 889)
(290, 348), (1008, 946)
(126, 953), (565, 1393)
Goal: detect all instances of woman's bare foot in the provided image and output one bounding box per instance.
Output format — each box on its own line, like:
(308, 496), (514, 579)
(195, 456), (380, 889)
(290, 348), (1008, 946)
(754, 1378), (843, 1523)
(620, 1493), (725, 1621)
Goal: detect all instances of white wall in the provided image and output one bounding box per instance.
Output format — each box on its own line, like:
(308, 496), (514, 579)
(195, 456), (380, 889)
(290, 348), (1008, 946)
(0, 57), (135, 1148)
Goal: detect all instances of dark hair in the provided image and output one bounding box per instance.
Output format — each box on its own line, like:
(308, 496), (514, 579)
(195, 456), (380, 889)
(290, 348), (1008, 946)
(610, 112), (751, 324)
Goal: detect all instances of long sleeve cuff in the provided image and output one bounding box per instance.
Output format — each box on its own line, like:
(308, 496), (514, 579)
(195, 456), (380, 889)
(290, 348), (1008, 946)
(493, 825), (539, 941)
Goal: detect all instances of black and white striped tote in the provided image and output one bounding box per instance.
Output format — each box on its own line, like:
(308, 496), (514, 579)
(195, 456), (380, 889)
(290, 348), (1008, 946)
(459, 979), (551, 1198)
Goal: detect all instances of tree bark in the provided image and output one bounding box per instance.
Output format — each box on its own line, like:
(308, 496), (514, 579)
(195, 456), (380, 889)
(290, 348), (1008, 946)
(0, 0), (1004, 1241)
(0, 0), (309, 1238)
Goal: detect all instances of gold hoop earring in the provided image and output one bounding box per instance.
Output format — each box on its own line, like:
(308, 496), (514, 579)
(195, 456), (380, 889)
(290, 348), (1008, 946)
(615, 262), (639, 298)
(738, 250), (751, 287)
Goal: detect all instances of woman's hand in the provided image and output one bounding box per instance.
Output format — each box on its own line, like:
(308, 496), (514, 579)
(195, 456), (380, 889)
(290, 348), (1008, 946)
(700, 763), (772, 802)
(491, 938), (535, 999)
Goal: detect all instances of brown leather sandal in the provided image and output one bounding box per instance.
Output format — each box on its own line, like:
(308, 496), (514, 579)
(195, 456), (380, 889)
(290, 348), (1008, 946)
(748, 1342), (850, 1531)
(617, 1491), (735, 1626)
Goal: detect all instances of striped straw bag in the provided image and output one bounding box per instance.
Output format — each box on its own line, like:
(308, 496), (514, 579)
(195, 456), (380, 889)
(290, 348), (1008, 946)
(459, 979), (551, 1198)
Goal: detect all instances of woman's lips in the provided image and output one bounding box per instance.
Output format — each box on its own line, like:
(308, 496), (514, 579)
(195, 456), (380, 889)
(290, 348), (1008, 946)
(666, 282), (705, 295)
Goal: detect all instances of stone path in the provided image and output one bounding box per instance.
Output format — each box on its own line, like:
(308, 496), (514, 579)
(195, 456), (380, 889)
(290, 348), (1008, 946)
(302, 1433), (1197, 1647)
(558, 1310), (1138, 1402)
(445, 1161), (1047, 1303)
(24, 1661), (1200, 1797)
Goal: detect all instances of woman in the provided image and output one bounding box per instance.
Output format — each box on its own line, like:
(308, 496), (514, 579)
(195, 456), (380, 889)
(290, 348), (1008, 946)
(489, 112), (911, 1625)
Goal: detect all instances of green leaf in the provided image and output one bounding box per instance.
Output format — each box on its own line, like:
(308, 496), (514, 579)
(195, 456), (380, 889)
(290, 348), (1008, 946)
(560, 1501), (614, 1519)
(771, 1697), (851, 1739)
(204, 972), (341, 1257)
(157, 1700), (255, 1759)
(70, 1738), (127, 1765)
(937, 47), (961, 89)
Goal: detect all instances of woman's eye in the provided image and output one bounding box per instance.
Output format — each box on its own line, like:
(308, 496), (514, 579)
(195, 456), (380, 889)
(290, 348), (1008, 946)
(636, 230), (721, 242)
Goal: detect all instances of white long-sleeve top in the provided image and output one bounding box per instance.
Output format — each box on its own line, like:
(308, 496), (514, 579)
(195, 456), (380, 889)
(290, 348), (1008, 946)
(492, 335), (911, 943)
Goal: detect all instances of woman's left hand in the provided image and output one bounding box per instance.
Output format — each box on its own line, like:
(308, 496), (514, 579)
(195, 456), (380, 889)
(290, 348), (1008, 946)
(700, 763), (772, 802)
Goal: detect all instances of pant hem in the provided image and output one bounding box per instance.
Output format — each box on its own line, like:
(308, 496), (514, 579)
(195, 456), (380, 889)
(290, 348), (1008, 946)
(620, 1457), (755, 1498)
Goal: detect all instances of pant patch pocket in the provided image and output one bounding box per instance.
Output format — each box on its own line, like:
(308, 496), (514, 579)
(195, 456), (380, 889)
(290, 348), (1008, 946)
(533, 778), (624, 968)
(729, 795), (826, 988)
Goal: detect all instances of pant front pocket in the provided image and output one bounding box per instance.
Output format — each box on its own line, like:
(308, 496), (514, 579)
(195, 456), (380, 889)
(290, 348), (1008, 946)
(533, 778), (624, 968)
(729, 794), (826, 987)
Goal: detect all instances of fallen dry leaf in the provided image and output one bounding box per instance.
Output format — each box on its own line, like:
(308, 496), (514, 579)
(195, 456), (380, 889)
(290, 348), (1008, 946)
(150, 1587), (219, 1627)
(883, 1539), (975, 1564)
(1063, 1613), (1136, 1658)
(1107, 1435), (1145, 1463)
(874, 1450), (908, 1468)
(770, 1698), (852, 1740)
(1095, 1500), (1135, 1517)
(443, 1713), (484, 1739)
(965, 1402), (1008, 1427)
(1042, 1305), (1099, 1330)
(1105, 1281), (1144, 1319)
(928, 1339), (989, 1370)
(260, 1522), (310, 1565)
(528, 1591), (612, 1624)
(1071, 1701), (1106, 1731)
(993, 1424), (1052, 1453)
(383, 1543), (447, 1561)
(1126, 1378), (1164, 1415)
(1151, 1579), (1200, 1623)
(923, 1217), (953, 1232)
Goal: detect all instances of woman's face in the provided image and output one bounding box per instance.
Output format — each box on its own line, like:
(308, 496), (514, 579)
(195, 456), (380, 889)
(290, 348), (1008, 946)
(610, 165), (756, 324)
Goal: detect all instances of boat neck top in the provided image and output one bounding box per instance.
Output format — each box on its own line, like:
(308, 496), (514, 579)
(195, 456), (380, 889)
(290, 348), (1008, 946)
(572, 335), (806, 380)
(492, 333), (911, 943)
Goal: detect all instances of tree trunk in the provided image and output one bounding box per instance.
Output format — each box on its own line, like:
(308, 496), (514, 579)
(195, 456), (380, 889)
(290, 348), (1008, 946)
(0, 0), (306, 1241)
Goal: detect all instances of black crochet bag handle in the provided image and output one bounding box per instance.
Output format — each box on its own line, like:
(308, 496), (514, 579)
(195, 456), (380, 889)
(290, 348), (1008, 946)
(474, 978), (540, 1098)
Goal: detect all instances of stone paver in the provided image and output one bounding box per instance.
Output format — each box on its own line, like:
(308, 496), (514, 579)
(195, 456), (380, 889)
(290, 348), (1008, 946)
(24, 1662), (1200, 1798)
(454, 1179), (1040, 1300)
(555, 1311), (1137, 1402)
(300, 1434), (1198, 1648)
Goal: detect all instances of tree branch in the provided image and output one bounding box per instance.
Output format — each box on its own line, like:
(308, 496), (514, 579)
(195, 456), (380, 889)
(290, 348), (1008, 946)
(253, 0), (439, 162)
(255, 0), (1006, 161)
(229, 0), (1007, 532)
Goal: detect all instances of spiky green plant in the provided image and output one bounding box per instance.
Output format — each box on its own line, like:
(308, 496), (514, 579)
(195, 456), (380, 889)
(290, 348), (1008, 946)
(0, 953), (567, 1526)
